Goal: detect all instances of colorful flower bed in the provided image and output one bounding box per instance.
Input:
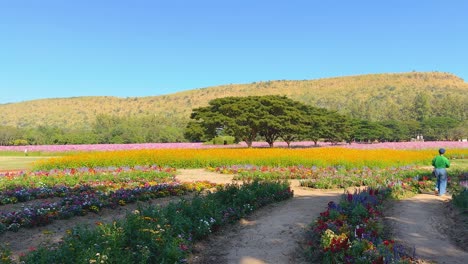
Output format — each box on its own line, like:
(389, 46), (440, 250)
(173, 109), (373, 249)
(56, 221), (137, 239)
(0, 166), (218, 234)
(210, 165), (438, 193)
(305, 188), (415, 263)
(33, 148), (468, 171)
(3, 181), (293, 263)
(0, 165), (176, 194)
(0, 181), (216, 234)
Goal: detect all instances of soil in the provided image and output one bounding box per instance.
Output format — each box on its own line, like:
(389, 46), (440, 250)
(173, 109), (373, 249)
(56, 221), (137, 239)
(384, 194), (468, 264)
(189, 184), (343, 264)
(1, 169), (467, 263)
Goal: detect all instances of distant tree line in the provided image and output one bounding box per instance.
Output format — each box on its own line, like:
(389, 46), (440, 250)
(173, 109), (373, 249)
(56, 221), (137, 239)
(0, 95), (466, 146)
(184, 95), (466, 147)
(0, 115), (187, 146)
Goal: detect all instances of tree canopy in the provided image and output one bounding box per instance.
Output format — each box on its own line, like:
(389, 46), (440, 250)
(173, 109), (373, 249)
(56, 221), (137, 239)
(186, 95), (354, 147)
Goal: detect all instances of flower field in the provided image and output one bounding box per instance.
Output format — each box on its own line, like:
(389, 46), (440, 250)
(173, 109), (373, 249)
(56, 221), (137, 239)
(0, 166), (217, 234)
(1, 141), (467, 153)
(32, 147), (468, 171)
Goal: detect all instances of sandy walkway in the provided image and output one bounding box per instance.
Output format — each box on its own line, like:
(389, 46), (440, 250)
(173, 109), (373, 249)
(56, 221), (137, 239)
(178, 169), (343, 264)
(385, 194), (468, 264)
(190, 189), (342, 264)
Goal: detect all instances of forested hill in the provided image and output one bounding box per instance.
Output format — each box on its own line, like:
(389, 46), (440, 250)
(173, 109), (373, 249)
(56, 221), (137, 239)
(1, 71), (467, 129)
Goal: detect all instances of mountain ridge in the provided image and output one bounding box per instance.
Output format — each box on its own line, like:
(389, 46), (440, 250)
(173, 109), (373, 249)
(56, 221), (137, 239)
(1, 71), (467, 129)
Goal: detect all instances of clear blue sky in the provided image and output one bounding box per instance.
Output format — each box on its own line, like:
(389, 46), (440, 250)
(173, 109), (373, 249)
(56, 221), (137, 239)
(1, 0), (467, 104)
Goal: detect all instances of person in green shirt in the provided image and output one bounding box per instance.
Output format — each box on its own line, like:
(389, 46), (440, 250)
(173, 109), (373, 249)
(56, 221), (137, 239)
(432, 148), (450, 196)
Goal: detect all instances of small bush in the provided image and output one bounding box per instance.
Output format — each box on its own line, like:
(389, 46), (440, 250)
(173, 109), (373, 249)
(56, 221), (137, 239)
(453, 189), (468, 210)
(210, 136), (236, 145)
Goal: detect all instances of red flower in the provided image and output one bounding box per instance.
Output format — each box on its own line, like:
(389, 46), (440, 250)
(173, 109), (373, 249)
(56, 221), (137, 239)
(329, 237), (349, 253)
(320, 210), (330, 218)
(179, 244), (189, 251)
(334, 219), (344, 226)
(355, 227), (365, 238)
(372, 256), (384, 264)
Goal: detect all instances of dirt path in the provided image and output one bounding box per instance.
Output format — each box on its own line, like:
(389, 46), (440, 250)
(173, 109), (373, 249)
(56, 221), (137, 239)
(385, 194), (468, 264)
(175, 168), (238, 185)
(177, 169), (343, 264)
(190, 189), (343, 264)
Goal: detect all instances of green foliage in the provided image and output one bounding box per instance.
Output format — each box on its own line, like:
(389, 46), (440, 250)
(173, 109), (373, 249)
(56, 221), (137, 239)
(187, 95), (345, 147)
(0, 126), (20, 146)
(183, 121), (206, 142)
(451, 171), (468, 210)
(413, 92), (431, 122)
(208, 136), (236, 145)
(352, 120), (392, 142)
(380, 120), (412, 141)
(452, 189), (468, 210)
(421, 117), (461, 141)
(0, 114), (188, 145)
(0, 243), (13, 263)
(93, 114), (186, 144)
(320, 111), (353, 143)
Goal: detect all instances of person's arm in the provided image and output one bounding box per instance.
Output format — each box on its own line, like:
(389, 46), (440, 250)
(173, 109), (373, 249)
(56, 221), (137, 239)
(432, 157), (436, 167)
(445, 157), (450, 168)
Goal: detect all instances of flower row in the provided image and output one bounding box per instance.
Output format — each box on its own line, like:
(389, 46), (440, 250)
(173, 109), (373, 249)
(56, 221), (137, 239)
(5, 181), (293, 263)
(0, 181), (216, 234)
(211, 165), (435, 189)
(1, 141), (466, 152)
(0, 165), (176, 193)
(34, 148), (466, 170)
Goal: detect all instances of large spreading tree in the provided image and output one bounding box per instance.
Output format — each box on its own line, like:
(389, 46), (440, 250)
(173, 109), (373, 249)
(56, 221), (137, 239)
(186, 95), (311, 147)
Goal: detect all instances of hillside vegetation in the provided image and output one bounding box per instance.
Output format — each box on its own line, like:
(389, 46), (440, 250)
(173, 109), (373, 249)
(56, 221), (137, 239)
(1, 72), (467, 129)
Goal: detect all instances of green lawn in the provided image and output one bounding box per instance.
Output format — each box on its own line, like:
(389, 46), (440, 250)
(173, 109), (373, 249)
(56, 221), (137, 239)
(451, 158), (468, 171)
(0, 156), (51, 171)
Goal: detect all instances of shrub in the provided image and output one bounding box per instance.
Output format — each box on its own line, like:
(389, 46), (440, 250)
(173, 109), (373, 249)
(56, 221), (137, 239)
(452, 189), (468, 210)
(209, 136), (236, 145)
